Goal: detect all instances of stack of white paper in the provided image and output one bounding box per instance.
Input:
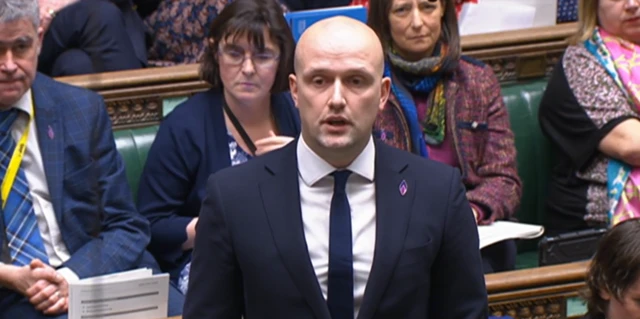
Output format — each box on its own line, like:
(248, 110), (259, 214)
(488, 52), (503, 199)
(68, 268), (169, 319)
(478, 221), (545, 249)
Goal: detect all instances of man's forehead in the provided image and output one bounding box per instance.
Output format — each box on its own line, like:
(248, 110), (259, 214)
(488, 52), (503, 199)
(0, 19), (38, 42)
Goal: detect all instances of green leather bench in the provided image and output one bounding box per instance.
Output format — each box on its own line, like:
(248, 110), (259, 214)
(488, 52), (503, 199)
(113, 78), (550, 269)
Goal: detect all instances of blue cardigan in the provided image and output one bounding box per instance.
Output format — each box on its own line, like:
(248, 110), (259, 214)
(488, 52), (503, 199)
(137, 89), (300, 280)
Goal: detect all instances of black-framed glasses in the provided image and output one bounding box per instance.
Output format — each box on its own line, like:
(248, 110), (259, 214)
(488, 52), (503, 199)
(218, 45), (280, 68)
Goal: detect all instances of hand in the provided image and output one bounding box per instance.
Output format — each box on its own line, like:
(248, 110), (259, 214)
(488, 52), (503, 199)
(183, 217), (199, 250)
(254, 131), (294, 156)
(2, 264), (43, 295)
(26, 259), (69, 315)
(38, 0), (79, 32)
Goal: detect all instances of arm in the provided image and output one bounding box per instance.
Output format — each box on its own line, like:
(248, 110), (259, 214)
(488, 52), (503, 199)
(429, 169), (488, 319)
(466, 66), (522, 224)
(183, 175), (243, 319)
(539, 46), (640, 171)
(137, 114), (199, 265)
(599, 119), (640, 167)
(61, 96), (151, 278)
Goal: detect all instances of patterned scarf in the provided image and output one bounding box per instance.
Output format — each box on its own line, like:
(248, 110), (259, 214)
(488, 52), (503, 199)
(585, 28), (640, 226)
(385, 44), (448, 158)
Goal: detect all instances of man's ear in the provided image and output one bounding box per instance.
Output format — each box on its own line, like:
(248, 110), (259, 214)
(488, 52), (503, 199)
(289, 74), (299, 109)
(37, 26), (44, 55)
(379, 77), (391, 111)
(599, 288), (612, 301)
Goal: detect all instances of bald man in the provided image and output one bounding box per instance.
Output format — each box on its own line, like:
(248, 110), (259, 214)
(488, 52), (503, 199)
(183, 17), (488, 319)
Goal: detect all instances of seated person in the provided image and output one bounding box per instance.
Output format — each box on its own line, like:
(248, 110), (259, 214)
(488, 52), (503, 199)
(36, 0), (146, 76)
(0, 1), (182, 318)
(136, 0), (299, 294)
(366, 0), (522, 273)
(582, 218), (640, 319)
(140, 0), (289, 64)
(539, 0), (640, 235)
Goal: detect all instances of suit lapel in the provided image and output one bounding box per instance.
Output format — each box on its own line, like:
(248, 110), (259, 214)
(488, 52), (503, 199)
(259, 141), (331, 319)
(358, 141), (416, 319)
(31, 77), (64, 221)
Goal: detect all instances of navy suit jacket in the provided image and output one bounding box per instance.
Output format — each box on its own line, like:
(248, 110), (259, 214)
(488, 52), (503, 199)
(137, 89), (300, 281)
(184, 139), (488, 319)
(0, 74), (157, 279)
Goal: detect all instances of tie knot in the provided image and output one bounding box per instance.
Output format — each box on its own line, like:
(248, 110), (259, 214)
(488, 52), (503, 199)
(0, 109), (18, 135)
(331, 170), (352, 194)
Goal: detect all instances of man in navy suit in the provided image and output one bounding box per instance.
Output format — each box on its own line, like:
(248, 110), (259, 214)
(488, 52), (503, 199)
(184, 16), (488, 319)
(0, 1), (182, 318)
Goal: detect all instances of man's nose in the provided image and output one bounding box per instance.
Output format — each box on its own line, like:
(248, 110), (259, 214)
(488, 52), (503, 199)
(329, 81), (346, 108)
(0, 52), (18, 74)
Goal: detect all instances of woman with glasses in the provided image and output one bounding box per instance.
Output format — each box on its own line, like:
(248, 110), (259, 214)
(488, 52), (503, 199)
(136, 0), (299, 294)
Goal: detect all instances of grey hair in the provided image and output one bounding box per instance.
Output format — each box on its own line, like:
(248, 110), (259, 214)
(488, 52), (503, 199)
(0, 0), (40, 29)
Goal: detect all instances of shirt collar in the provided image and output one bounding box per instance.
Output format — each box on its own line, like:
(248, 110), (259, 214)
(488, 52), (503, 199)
(13, 89), (33, 116)
(297, 135), (375, 186)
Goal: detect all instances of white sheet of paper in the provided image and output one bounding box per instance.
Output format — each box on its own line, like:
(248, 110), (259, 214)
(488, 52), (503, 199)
(477, 221), (545, 249)
(69, 269), (169, 319)
(459, 1), (537, 36)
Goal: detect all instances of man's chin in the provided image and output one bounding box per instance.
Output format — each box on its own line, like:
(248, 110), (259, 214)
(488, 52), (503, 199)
(318, 136), (354, 150)
(0, 91), (24, 109)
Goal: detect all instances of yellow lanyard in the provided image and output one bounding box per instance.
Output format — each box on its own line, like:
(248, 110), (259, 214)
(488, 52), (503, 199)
(1, 104), (32, 209)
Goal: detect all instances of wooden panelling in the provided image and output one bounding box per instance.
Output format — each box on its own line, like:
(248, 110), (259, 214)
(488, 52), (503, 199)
(54, 23), (577, 129)
(486, 261), (589, 319)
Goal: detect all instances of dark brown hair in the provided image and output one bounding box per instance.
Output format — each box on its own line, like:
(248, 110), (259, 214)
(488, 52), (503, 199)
(584, 219), (640, 316)
(367, 0), (460, 73)
(199, 0), (294, 92)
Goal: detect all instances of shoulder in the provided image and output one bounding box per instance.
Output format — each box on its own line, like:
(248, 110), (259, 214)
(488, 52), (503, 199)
(34, 74), (103, 108)
(166, 89), (222, 121)
(454, 56), (498, 83)
(160, 89), (222, 132)
(207, 144), (280, 190)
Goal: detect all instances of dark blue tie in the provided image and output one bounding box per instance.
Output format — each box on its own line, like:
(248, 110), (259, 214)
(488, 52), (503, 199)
(327, 170), (353, 319)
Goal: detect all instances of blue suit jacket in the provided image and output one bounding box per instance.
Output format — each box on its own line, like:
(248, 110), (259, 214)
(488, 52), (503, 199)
(0, 74), (156, 279)
(137, 89), (301, 281)
(183, 139), (488, 319)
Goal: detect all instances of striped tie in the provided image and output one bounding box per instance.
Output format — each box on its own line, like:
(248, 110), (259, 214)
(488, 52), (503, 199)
(0, 109), (49, 266)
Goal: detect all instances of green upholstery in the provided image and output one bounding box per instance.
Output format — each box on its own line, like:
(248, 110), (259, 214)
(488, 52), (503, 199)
(110, 78), (552, 269)
(501, 79), (552, 267)
(501, 79), (551, 227)
(113, 126), (159, 201)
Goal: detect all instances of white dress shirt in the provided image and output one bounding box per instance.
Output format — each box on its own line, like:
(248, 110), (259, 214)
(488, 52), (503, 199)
(0, 90), (78, 282)
(297, 136), (376, 318)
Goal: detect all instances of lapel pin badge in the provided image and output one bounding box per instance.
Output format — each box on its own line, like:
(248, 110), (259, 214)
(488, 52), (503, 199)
(47, 125), (54, 139)
(399, 180), (408, 196)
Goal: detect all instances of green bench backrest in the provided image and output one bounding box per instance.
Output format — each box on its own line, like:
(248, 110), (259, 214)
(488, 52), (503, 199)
(113, 79), (552, 252)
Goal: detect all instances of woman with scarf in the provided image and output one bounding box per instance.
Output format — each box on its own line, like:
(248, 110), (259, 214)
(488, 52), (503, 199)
(539, 0), (640, 236)
(367, 0), (522, 273)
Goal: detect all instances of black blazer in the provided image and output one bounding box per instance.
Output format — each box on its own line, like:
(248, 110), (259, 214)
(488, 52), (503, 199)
(184, 139), (488, 319)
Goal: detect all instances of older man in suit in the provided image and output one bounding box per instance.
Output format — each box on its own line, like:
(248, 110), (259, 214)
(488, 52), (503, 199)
(0, 1), (182, 318)
(184, 16), (488, 319)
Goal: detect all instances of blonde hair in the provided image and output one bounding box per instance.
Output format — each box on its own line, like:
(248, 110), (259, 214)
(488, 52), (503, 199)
(569, 0), (599, 45)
